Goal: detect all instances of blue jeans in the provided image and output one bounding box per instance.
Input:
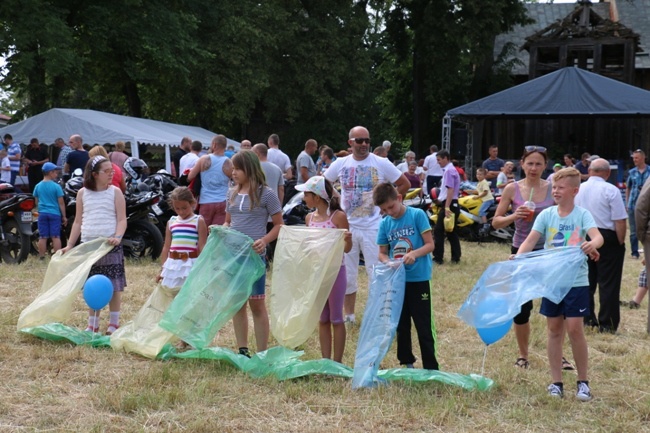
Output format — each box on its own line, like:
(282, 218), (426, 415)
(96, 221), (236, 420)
(629, 208), (639, 257)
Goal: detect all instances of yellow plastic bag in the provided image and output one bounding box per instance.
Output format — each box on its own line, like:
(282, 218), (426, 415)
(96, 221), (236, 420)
(110, 283), (180, 358)
(444, 213), (455, 232)
(17, 238), (113, 330)
(270, 226), (345, 348)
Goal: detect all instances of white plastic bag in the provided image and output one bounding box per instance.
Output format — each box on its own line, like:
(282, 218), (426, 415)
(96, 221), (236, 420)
(270, 226), (345, 348)
(17, 238), (113, 330)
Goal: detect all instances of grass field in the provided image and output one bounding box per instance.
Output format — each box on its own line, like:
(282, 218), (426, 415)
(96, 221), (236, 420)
(1, 239), (649, 432)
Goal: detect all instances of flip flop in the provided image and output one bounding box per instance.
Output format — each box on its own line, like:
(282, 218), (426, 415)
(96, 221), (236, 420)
(562, 357), (575, 371)
(514, 357), (529, 369)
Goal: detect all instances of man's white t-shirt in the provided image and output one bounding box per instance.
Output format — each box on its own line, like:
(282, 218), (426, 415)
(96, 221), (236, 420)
(423, 153), (443, 176)
(324, 153), (402, 230)
(179, 152), (200, 175)
(267, 148), (292, 174)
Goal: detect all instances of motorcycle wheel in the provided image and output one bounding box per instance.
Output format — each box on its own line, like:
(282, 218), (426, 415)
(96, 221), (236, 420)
(122, 220), (164, 260)
(1, 219), (31, 264)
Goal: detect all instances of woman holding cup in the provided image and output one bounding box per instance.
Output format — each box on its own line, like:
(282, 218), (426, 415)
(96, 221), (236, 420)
(492, 146), (573, 370)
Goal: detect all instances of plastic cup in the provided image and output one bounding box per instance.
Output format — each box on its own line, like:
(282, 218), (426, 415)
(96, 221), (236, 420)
(522, 201), (536, 222)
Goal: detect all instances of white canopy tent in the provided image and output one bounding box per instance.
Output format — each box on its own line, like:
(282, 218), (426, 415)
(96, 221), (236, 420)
(0, 108), (239, 172)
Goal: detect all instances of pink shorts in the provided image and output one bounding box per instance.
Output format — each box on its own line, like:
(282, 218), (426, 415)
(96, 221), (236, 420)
(199, 201), (226, 226)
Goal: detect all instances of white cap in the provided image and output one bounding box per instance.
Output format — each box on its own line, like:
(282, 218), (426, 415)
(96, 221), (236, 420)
(382, 140), (391, 148)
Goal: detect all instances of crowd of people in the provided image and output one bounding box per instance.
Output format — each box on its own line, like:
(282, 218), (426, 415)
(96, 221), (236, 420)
(4, 129), (649, 401)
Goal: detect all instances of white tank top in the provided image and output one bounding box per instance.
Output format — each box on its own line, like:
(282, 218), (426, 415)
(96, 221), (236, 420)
(81, 187), (117, 243)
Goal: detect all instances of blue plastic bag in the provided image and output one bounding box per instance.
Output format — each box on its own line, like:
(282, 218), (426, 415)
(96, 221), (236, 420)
(158, 226), (265, 349)
(352, 262), (405, 389)
(457, 246), (586, 328)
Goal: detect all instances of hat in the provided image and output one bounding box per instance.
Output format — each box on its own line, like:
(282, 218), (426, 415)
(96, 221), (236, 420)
(588, 155), (600, 162)
(42, 162), (61, 173)
(553, 163), (562, 169)
(294, 176), (329, 201)
(382, 140), (391, 148)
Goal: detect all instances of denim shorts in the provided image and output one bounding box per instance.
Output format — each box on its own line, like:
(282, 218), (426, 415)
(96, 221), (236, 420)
(540, 286), (589, 318)
(38, 212), (62, 238)
(250, 255), (267, 299)
(479, 199), (494, 217)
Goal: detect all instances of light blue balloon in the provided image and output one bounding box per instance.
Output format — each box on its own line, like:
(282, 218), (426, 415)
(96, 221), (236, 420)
(83, 275), (113, 310)
(476, 319), (513, 346)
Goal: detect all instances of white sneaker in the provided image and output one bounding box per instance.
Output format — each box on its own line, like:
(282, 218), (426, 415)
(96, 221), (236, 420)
(344, 315), (356, 326)
(576, 382), (592, 402)
(547, 383), (564, 398)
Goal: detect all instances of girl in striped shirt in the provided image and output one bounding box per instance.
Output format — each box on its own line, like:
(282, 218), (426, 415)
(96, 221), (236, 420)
(159, 187), (208, 288)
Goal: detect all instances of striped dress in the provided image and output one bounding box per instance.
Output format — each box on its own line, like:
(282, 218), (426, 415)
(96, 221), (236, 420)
(160, 214), (200, 288)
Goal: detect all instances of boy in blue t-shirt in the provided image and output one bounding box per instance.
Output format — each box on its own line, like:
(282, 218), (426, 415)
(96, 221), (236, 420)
(516, 168), (603, 401)
(33, 162), (67, 259)
(373, 183), (438, 370)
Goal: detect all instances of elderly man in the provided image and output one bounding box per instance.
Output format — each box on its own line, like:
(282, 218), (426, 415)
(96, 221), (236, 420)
(240, 140), (252, 151)
(626, 149), (650, 259)
(267, 133), (293, 180)
(324, 126), (410, 324)
(296, 139), (318, 184)
(396, 151), (424, 182)
(188, 135), (233, 226)
(482, 145), (505, 191)
(64, 135), (89, 174)
(575, 158), (627, 333)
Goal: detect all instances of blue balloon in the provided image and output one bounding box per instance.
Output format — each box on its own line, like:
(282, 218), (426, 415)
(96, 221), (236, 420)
(476, 319), (513, 346)
(83, 275), (113, 310)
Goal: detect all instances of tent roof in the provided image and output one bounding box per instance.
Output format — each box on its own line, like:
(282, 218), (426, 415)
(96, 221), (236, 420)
(446, 67), (650, 121)
(0, 108), (238, 148)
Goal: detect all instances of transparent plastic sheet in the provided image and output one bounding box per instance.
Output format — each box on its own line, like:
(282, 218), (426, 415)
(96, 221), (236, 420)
(352, 262), (406, 389)
(158, 226), (265, 349)
(20, 323), (111, 347)
(457, 247), (586, 328)
(110, 284), (180, 358)
(17, 238), (114, 330)
(20, 327), (493, 389)
(270, 226), (345, 348)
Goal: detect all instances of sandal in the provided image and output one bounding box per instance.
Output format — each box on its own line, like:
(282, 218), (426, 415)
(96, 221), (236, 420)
(514, 357), (529, 369)
(105, 324), (120, 336)
(562, 357), (575, 371)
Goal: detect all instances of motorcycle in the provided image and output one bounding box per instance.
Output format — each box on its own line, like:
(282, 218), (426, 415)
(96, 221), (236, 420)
(0, 183), (35, 263)
(142, 170), (178, 235)
(121, 186), (165, 260)
(429, 189), (514, 243)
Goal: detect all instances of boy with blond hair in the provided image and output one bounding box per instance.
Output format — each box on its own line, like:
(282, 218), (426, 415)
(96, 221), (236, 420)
(373, 182), (438, 370)
(516, 167), (603, 401)
(472, 168), (494, 235)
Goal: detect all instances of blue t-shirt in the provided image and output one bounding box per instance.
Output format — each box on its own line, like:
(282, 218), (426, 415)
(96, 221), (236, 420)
(66, 150), (89, 173)
(532, 205), (597, 287)
(377, 206), (432, 282)
(482, 157), (505, 189)
(33, 180), (64, 216)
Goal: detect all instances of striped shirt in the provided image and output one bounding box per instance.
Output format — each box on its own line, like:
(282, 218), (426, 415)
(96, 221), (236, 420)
(169, 214), (200, 252)
(8, 142), (21, 172)
(227, 186), (282, 241)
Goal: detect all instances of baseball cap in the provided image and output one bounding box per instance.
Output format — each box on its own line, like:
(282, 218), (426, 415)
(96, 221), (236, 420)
(588, 155), (600, 162)
(42, 162), (61, 173)
(294, 176), (330, 201)
(553, 163), (562, 169)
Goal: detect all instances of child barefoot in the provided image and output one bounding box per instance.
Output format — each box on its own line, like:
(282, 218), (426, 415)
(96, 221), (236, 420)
(297, 176), (352, 362)
(61, 156), (127, 335)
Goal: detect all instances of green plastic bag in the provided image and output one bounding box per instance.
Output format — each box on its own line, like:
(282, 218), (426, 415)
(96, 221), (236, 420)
(270, 226), (345, 348)
(158, 226), (265, 349)
(17, 238), (113, 330)
(110, 283), (180, 358)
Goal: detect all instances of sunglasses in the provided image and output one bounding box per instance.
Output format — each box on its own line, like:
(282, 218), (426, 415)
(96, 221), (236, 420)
(524, 146), (547, 153)
(352, 138), (371, 144)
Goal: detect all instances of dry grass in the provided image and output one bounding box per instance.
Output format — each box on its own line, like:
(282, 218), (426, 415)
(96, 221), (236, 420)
(1, 239), (650, 432)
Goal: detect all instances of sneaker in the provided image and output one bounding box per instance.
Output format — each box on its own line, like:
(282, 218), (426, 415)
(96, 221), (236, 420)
(238, 347), (251, 358)
(405, 363), (414, 369)
(627, 300), (641, 309)
(344, 315), (356, 326)
(547, 383), (564, 398)
(576, 381), (592, 402)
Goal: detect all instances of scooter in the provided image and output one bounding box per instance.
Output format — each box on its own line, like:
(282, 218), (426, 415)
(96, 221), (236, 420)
(0, 183), (35, 263)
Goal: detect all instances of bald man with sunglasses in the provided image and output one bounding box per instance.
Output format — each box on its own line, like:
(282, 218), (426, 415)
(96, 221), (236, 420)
(324, 126), (410, 325)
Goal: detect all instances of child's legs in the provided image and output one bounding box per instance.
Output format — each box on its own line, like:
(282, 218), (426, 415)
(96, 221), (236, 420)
(232, 305), (249, 348)
(109, 291), (122, 313)
(479, 200), (493, 224)
(546, 316), (565, 383)
(248, 270), (268, 351)
(319, 320), (332, 359)
(409, 281), (439, 370)
(513, 301), (533, 360)
(37, 213), (54, 256)
(566, 317), (588, 382)
(396, 295), (414, 365)
(324, 266), (347, 362)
